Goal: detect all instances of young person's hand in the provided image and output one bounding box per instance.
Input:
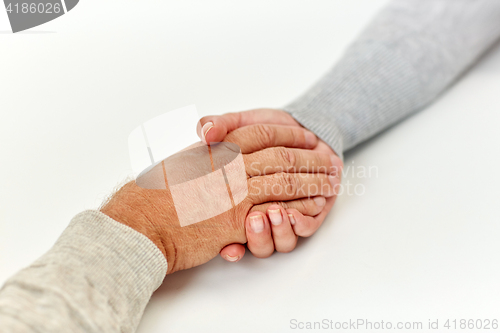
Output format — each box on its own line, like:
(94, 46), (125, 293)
(197, 109), (343, 262)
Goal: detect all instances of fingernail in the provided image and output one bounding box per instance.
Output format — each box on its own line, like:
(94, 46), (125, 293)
(225, 254), (239, 262)
(313, 196), (326, 207)
(201, 121), (214, 143)
(305, 131), (316, 147)
(268, 209), (282, 225)
(250, 215), (264, 233)
(288, 213), (296, 225)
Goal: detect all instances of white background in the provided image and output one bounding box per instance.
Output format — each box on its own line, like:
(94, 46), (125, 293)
(1, 1), (500, 332)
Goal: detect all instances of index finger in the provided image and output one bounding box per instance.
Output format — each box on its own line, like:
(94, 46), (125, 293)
(197, 109), (299, 144)
(222, 124), (318, 154)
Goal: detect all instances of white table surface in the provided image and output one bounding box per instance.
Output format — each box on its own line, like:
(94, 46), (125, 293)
(1, 1), (499, 332)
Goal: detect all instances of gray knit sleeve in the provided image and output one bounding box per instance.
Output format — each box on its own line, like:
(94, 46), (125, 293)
(0, 210), (168, 333)
(285, 0), (500, 159)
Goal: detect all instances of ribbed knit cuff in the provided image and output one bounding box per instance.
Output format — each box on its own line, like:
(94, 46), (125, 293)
(0, 210), (167, 332)
(283, 41), (423, 161)
(52, 210), (168, 296)
(284, 106), (344, 160)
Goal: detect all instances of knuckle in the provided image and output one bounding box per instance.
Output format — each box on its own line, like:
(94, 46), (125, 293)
(255, 124), (275, 147)
(297, 200), (309, 214)
(275, 147), (295, 171)
(279, 172), (298, 194)
(271, 201), (288, 209)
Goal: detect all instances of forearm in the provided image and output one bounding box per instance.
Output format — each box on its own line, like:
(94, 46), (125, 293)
(0, 210), (167, 333)
(286, 0), (500, 158)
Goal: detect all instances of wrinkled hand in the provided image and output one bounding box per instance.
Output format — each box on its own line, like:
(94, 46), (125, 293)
(197, 108), (343, 261)
(102, 123), (339, 274)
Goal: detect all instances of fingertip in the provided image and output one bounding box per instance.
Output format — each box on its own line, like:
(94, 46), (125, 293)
(198, 116), (231, 144)
(268, 206), (297, 253)
(220, 244), (245, 262)
(247, 211), (267, 234)
(285, 208), (301, 225)
(197, 116), (212, 138)
(330, 154), (343, 178)
(205, 124), (228, 144)
(246, 211), (275, 258)
(287, 208), (319, 237)
(267, 204), (290, 226)
(201, 121), (215, 144)
(313, 196), (326, 208)
(304, 131), (318, 148)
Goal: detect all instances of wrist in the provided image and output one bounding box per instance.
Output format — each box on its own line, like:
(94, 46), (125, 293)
(100, 182), (170, 262)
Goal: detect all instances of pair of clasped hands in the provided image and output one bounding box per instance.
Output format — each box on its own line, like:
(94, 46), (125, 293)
(102, 109), (343, 274)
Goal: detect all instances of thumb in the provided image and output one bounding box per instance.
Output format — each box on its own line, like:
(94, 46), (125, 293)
(220, 243), (246, 262)
(197, 109), (299, 144)
(197, 113), (241, 144)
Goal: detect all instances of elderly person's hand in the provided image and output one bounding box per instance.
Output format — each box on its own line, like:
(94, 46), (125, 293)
(197, 108), (343, 262)
(101, 124), (340, 274)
